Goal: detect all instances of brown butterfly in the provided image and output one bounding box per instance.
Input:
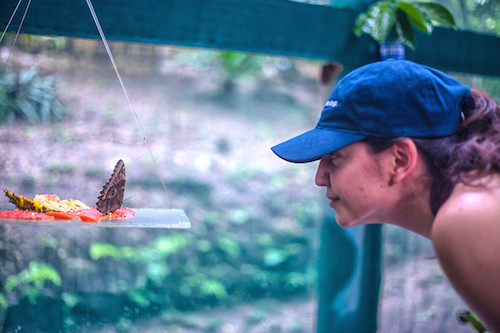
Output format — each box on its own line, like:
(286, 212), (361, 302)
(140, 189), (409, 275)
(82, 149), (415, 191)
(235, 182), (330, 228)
(96, 159), (126, 214)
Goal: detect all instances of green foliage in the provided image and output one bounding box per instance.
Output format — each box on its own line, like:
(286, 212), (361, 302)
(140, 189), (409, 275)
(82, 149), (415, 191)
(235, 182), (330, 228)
(85, 221), (316, 312)
(216, 51), (265, 93)
(33, 36), (66, 50)
(291, 199), (321, 227)
(0, 66), (66, 124)
(89, 233), (191, 262)
(229, 208), (251, 225)
(179, 274), (228, 300)
(0, 293), (7, 309)
(199, 279), (228, 299)
(41, 234), (58, 249)
(257, 233), (274, 247)
(116, 317), (133, 332)
(127, 290), (151, 308)
(218, 52), (253, 79)
(2, 34), (67, 51)
(154, 233), (191, 255)
(354, 0), (456, 48)
(146, 262), (170, 286)
(5, 261), (61, 303)
(443, 0), (500, 33)
(264, 248), (289, 267)
(61, 292), (80, 309)
(89, 243), (122, 260)
(217, 233), (242, 258)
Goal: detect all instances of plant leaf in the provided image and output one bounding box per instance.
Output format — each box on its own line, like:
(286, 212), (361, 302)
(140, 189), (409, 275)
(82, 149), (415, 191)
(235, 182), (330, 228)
(398, 1), (432, 33)
(354, 0), (398, 44)
(0, 293), (7, 309)
(394, 10), (415, 49)
(411, 1), (456, 28)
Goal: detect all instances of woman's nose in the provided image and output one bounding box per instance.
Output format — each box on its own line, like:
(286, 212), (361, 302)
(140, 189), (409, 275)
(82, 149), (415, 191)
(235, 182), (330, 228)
(315, 161), (329, 187)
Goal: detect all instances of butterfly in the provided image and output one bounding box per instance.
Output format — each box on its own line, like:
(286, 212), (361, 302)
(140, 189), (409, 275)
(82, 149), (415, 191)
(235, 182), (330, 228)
(96, 159), (126, 214)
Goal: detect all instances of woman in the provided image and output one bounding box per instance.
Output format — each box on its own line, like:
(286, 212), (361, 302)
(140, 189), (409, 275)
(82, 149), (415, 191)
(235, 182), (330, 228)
(271, 59), (500, 331)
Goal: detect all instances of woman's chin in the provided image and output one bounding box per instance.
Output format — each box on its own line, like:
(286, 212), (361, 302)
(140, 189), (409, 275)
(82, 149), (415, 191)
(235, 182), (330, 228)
(334, 210), (375, 228)
(334, 213), (358, 228)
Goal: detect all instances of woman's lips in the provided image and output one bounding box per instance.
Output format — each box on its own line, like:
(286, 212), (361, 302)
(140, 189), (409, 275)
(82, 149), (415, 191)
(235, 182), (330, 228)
(328, 196), (340, 207)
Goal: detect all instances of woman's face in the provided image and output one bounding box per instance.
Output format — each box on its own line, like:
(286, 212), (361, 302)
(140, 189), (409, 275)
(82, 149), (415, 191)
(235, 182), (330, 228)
(315, 142), (392, 227)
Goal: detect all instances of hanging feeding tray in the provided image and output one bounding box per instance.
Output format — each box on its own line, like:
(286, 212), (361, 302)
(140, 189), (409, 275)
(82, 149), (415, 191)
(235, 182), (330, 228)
(0, 209), (191, 229)
(1, 0), (191, 228)
(0, 160), (191, 229)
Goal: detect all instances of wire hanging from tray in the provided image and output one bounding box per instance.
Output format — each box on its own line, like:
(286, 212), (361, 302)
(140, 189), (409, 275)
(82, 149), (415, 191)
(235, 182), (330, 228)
(0, 0), (189, 228)
(85, 0), (173, 207)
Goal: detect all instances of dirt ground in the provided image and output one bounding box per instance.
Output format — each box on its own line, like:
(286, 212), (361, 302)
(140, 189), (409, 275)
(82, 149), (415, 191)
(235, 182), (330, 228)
(90, 298), (316, 333)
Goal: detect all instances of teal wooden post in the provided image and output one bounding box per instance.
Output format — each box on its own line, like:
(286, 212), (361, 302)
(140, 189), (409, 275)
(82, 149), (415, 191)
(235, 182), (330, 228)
(317, 215), (382, 333)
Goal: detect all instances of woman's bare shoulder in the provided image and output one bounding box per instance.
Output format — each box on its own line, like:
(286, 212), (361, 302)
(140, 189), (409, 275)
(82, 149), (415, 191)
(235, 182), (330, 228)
(432, 174), (500, 331)
(434, 174), (500, 229)
(432, 174), (500, 261)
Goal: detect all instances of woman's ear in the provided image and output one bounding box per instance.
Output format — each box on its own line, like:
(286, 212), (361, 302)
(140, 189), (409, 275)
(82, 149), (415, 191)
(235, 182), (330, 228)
(387, 139), (419, 185)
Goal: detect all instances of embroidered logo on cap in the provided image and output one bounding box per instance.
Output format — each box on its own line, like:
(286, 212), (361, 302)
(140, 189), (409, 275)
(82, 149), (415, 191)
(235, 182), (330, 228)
(324, 100), (338, 108)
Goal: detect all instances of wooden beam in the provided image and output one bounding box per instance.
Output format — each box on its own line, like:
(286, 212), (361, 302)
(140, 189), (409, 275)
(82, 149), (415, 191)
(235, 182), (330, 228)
(1, 0), (499, 76)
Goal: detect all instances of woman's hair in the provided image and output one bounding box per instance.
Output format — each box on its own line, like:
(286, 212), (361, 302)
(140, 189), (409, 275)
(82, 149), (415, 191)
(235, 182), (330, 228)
(362, 89), (500, 215)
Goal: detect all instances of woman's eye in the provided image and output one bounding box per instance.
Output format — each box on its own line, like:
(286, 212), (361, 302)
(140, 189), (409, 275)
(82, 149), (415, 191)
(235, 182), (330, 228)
(329, 153), (339, 164)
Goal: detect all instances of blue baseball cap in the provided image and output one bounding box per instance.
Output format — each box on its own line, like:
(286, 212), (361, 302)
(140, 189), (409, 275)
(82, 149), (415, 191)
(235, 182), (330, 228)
(271, 60), (471, 163)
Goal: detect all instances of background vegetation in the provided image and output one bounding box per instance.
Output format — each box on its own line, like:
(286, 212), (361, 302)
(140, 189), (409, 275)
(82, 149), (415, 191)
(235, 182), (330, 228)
(0, 0), (499, 331)
(0, 35), (324, 332)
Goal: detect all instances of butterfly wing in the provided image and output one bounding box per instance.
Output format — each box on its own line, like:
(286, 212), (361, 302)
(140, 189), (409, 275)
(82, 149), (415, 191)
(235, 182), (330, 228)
(96, 159), (126, 214)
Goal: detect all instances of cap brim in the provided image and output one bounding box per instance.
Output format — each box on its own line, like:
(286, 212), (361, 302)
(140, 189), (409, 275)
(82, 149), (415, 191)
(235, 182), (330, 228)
(271, 128), (365, 163)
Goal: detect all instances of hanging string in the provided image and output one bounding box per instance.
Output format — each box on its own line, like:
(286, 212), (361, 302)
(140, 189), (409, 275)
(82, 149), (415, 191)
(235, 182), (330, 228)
(0, 0), (23, 44)
(1, 0), (32, 69)
(85, 0), (174, 207)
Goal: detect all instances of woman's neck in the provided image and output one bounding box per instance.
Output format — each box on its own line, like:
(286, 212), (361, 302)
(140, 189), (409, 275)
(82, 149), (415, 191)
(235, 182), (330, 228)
(391, 175), (435, 238)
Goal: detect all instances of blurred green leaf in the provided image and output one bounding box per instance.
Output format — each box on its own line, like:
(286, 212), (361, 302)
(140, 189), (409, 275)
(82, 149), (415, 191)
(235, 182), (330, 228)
(203, 210), (220, 225)
(285, 243), (303, 256)
(5, 261), (61, 303)
(354, 0), (456, 48)
(394, 9), (415, 49)
(0, 66), (66, 124)
(28, 262), (61, 289)
(119, 246), (137, 260)
(412, 1), (455, 28)
(218, 234), (241, 258)
(146, 262), (170, 286)
(229, 209), (251, 225)
(41, 234), (58, 249)
(0, 293), (7, 309)
(62, 292), (80, 308)
(117, 317), (132, 332)
(153, 233), (190, 255)
(285, 272), (308, 289)
(269, 173), (288, 190)
(264, 248), (289, 267)
(200, 280), (228, 299)
(257, 233), (274, 247)
(354, 0), (398, 43)
(179, 284), (193, 297)
(128, 290), (151, 308)
(398, 1), (431, 33)
(196, 239), (213, 253)
(25, 286), (39, 304)
(89, 243), (119, 260)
